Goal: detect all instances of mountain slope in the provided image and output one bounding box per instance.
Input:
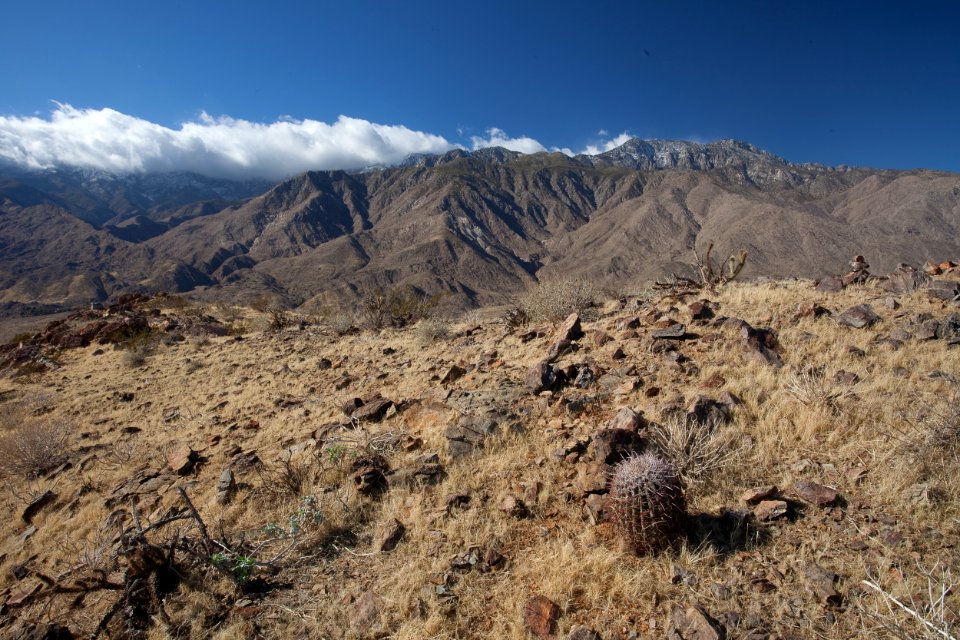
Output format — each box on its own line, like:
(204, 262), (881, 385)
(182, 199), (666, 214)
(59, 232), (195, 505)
(1, 139), (958, 313)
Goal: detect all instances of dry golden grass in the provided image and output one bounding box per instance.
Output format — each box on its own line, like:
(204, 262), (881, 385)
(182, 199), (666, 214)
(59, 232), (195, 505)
(0, 279), (957, 638)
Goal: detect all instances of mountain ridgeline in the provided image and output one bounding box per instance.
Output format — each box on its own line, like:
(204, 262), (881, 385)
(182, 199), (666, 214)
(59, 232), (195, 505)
(1, 138), (959, 315)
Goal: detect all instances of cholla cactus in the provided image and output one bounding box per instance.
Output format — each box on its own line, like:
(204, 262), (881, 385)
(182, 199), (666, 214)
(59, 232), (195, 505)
(609, 452), (687, 555)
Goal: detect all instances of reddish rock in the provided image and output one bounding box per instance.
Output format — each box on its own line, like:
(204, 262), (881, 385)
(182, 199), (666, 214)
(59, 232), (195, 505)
(668, 604), (726, 640)
(500, 494), (528, 518)
(377, 519), (405, 552)
(741, 485), (778, 504)
(607, 406), (643, 431)
(590, 428), (644, 464)
(836, 304), (880, 329)
(576, 463), (611, 494)
(788, 480), (840, 507)
(351, 397), (394, 422)
(167, 444), (198, 474)
(803, 563), (842, 606)
(555, 313), (584, 342)
(523, 595), (561, 638)
(350, 592), (382, 636)
(525, 361), (558, 394)
(592, 331), (612, 347)
(689, 301), (714, 322)
(753, 500), (788, 521)
(740, 325), (783, 367)
(701, 372), (726, 389)
(795, 302), (831, 319)
(815, 276), (844, 293)
(440, 364), (467, 385)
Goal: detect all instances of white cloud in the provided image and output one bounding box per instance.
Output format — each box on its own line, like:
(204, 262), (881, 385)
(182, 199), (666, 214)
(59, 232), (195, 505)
(0, 103), (454, 180)
(0, 106), (642, 179)
(580, 132), (634, 156)
(470, 127), (547, 154)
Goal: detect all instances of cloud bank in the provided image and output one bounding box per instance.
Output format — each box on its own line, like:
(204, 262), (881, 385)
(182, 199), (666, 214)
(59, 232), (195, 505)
(0, 104), (455, 180)
(0, 104), (636, 179)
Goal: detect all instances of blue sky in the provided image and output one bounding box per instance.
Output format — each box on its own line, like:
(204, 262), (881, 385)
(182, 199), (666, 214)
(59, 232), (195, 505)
(1, 0), (958, 178)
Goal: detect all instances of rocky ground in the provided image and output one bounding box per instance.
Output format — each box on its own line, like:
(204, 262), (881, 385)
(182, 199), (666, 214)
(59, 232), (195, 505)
(0, 267), (958, 639)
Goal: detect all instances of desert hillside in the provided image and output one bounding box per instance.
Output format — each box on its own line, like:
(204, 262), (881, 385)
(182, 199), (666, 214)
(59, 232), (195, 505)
(3, 141), (959, 315)
(0, 269), (958, 639)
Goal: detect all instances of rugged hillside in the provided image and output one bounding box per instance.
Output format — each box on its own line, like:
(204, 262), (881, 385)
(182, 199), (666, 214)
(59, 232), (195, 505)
(1, 140), (959, 315)
(0, 277), (957, 639)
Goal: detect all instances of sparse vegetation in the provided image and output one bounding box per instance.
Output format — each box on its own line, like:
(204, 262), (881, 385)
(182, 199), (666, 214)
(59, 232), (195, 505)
(0, 420), (71, 478)
(518, 277), (599, 323)
(2, 279), (960, 638)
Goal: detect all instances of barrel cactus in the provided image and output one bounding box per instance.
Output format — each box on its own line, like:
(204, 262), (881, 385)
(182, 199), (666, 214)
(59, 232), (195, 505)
(609, 452), (687, 555)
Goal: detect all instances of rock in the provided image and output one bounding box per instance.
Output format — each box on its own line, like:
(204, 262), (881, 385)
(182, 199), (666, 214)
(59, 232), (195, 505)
(836, 304), (880, 329)
(377, 518), (405, 552)
(351, 397), (394, 423)
(351, 456), (389, 497)
(938, 313), (960, 339)
(22, 490), (56, 523)
(788, 480), (840, 507)
(440, 364), (467, 385)
(523, 595), (561, 638)
(525, 361), (558, 394)
(167, 444), (198, 474)
(689, 301), (714, 322)
(500, 495), (528, 518)
(576, 463), (611, 494)
(741, 485), (778, 504)
(616, 316), (640, 331)
(584, 493), (607, 523)
(753, 500), (788, 521)
(803, 563), (842, 607)
(611, 346), (625, 360)
(573, 366), (596, 388)
(701, 373), (726, 389)
(815, 276), (844, 293)
(555, 313), (584, 341)
(317, 357), (332, 370)
(687, 396), (729, 428)
(545, 340), (572, 363)
(567, 625), (601, 640)
(6, 581), (43, 607)
(902, 483), (945, 506)
(216, 468), (236, 505)
(740, 325), (782, 366)
(607, 406), (643, 431)
(392, 462), (447, 488)
(590, 428), (645, 464)
(350, 592), (382, 637)
(668, 604), (726, 640)
(795, 302), (831, 319)
(653, 324), (687, 340)
(881, 265), (930, 294)
(445, 416), (498, 459)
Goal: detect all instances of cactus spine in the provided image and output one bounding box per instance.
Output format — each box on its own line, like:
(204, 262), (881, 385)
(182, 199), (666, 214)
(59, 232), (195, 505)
(609, 452), (686, 555)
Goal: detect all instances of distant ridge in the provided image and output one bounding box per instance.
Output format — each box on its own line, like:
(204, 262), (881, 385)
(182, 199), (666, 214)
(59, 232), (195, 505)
(1, 137), (958, 314)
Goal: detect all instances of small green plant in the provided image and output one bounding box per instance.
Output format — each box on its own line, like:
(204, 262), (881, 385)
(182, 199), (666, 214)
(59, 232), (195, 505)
(210, 551), (256, 585)
(325, 444), (347, 464)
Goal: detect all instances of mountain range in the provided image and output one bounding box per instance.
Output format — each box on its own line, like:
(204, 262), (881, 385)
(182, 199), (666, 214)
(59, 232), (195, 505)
(1, 138), (958, 316)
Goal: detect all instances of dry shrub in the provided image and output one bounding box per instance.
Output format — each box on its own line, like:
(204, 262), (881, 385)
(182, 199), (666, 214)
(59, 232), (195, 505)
(414, 317), (451, 343)
(648, 416), (741, 488)
(0, 421), (72, 478)
(784, 367), (854, 413)
(860, 561), (959, 640)
(359, 285), (443, 330)
(519, 277), (599, 323)
(888, 392), (960, 479)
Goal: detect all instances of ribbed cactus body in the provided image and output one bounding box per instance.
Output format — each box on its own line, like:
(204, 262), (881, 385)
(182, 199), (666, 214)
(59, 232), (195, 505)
(609, 452), (686, 555)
